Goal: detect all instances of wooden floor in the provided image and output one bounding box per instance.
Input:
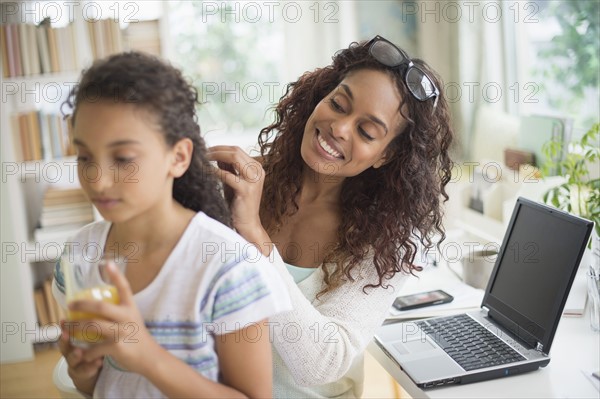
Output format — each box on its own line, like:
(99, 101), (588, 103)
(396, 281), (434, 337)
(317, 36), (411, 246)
(0, 346), (408, 398)
(363, 351), (409, 398)
(1, 345), (63, 398)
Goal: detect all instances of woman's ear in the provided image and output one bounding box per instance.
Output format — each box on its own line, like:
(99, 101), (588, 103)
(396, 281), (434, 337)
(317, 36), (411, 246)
(373, 153), (392, 169)
(170, 138), (193, 178)
(373, 157), (387, 169)
(374, 140), (399, 169)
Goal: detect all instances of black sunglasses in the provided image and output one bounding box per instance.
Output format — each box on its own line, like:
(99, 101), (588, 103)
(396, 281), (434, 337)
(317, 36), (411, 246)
(367, 35), (439, 109)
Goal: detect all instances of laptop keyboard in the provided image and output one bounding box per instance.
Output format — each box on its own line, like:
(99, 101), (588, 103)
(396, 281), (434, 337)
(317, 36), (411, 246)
(416, 314), (526, 371)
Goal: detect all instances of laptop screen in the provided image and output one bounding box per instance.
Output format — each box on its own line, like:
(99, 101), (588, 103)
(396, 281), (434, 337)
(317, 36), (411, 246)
(483, 198), (592, 353)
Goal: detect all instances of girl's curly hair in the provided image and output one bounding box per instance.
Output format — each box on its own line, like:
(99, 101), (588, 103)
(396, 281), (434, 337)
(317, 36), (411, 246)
(259, 40), (454, 294)
(64, 51), (231, 226)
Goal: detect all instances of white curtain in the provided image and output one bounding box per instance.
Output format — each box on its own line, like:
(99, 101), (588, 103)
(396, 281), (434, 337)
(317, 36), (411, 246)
(417, 0), (518, 161)
(281, 1), (358, 84)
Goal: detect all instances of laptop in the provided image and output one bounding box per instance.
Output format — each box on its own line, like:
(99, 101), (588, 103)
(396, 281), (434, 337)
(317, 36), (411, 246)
(374, 197), (593, 388)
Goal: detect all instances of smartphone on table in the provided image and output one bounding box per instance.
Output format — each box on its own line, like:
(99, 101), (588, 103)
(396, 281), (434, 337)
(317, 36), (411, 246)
(392, 289), (454, 311)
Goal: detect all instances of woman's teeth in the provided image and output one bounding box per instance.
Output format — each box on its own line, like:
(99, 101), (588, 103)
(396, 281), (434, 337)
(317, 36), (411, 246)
(317, 133), (342, 159)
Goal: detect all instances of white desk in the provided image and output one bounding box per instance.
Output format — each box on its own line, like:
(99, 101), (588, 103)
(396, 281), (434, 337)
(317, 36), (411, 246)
(368, 262), (600, 398)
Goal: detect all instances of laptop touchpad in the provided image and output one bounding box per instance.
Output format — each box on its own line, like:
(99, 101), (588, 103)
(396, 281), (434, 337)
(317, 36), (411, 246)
(394, 339), (436, 355)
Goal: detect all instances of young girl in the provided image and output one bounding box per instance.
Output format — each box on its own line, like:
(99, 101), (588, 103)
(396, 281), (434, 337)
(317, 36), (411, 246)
(53, 51), (291, 398)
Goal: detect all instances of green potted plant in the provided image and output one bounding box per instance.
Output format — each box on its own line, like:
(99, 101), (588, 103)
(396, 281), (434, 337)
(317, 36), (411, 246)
(542, 122), (599, 250)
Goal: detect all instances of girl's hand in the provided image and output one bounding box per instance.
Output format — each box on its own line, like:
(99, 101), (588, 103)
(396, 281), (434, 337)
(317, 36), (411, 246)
(207, 146), (266, 237)
(66, 261), (159, 376)
(58, 320), (103, 395)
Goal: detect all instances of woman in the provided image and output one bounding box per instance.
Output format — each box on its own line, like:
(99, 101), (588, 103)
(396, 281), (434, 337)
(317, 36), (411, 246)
(209, 35), (454, 398)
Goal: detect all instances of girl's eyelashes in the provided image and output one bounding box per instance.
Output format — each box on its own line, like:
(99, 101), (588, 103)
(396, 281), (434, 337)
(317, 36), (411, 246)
(75, 153), (135, 165)
(76, 152), (90, 162)
(114, 157), (135, 165)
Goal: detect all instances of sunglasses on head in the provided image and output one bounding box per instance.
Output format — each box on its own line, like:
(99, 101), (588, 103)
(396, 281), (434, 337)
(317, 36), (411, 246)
(366, 35), (439, 110)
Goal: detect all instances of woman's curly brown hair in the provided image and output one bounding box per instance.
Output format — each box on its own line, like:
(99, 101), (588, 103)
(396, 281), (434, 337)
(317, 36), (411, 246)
(63, 51), (231, 226)
(259, 40), (454, 294)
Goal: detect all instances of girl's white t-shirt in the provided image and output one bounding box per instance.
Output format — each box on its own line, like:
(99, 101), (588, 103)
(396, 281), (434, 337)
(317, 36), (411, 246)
(53, 212), (292, 398)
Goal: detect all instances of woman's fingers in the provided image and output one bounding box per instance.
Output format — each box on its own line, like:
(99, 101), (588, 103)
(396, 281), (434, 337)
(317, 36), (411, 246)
(208, 147), (264, 182)
(208, 146), (265, 235)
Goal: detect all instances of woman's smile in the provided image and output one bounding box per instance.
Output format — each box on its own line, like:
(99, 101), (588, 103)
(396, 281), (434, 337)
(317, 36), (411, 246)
(315, 130), (345, 160)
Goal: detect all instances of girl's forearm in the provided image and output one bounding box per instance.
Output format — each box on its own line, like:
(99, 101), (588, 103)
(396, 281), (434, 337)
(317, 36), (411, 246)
(138, 341), (249, 399)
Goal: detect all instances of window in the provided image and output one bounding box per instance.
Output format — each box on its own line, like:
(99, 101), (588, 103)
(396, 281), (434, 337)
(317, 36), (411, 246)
(518, 0), (599, 135)
(166, 1), (284, 145)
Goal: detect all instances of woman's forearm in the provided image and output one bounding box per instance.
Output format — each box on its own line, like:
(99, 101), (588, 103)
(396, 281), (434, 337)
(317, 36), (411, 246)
(235, 224), (274, 257)
(266, 247), (407, 385)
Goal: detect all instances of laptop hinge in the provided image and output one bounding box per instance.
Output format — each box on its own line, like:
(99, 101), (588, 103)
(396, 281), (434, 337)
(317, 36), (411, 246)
(482, 306), (490, 316)
(536, 342), (543, 352)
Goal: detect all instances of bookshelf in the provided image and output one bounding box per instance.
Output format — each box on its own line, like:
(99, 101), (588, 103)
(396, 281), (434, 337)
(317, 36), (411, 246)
(0, 2), (163, 362)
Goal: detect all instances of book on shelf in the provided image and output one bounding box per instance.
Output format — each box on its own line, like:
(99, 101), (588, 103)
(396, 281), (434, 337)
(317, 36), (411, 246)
(34, 222), (89, 244)
(34, 278), (65, 328)
(42, 279), (58, 325)
(27, 111), (43, 160)
(124, 19), (161, 57)
(0, 24), (9, 75)
(40, 208), (95, 228)
(40, 201), (91, 213)
(43, 187), (89, 205)
(17, 23), (32, 76)
(10, 110), (73, 161)
(35, 22), (51, 74)
(55, 24), (77, 73)
(46, 23), (60, 73)
(34, 289), (50, 327)
(3, 23), (22, 77)
(87, 18), (124, 60)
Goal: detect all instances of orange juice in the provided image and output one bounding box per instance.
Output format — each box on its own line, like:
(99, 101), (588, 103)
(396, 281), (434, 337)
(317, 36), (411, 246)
(68, 285), (119, 344)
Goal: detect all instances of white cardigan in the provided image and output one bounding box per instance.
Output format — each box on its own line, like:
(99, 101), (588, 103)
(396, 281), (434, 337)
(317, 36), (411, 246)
(268, 248), (409, 398)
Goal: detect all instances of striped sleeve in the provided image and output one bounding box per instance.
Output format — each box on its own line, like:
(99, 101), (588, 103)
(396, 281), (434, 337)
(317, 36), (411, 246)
(212, 267), (271, 320)
(203, 253), (292, 334)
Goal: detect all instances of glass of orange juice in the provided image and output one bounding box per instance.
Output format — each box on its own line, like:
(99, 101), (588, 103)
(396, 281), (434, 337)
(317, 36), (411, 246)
(62, 248), (126, 347)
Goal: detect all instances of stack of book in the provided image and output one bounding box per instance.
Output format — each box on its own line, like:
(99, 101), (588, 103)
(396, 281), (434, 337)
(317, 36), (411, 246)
(11, 110), (74, 161)
(34, 187), (95, 244)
